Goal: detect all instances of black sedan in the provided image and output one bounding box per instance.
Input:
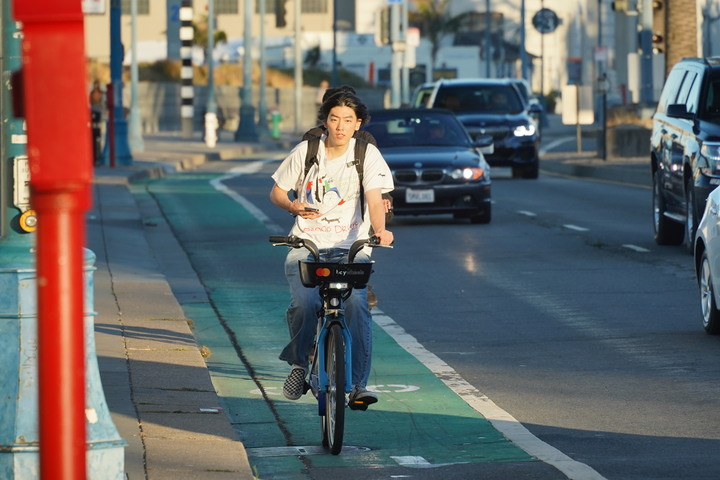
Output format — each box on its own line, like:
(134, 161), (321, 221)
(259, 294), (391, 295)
(364, 108), (492, 224)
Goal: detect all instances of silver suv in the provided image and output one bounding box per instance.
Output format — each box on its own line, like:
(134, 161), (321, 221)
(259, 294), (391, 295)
(411, 78), (541, 178)
(651, 57), (720, 251)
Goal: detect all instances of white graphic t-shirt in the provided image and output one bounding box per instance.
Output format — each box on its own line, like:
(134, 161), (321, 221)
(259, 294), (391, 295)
(272, 137), (394, 250)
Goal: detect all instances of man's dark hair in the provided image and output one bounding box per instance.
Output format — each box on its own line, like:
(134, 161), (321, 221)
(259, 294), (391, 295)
(317, 90), (370, 125)
(321, 85), (356, 104)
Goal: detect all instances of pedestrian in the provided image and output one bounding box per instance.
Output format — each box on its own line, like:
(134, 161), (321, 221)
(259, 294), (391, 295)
(89, 80), (104, 113)
(315, 79), (329, 108)
(269, 90), (394, 409)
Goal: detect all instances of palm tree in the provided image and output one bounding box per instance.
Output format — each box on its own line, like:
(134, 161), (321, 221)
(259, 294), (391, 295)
(409, 0), (469, 71)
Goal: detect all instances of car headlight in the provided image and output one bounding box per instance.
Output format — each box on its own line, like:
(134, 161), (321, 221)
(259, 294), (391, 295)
(449, 167), (485, 181)
(513, 123), (536, 137)
(700, 142), (720, 176)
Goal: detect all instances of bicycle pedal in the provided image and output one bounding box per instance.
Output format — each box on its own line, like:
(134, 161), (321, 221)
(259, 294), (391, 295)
(348, 401), (369, 411)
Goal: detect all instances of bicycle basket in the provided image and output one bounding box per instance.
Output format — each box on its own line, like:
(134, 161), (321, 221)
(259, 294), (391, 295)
(298, 262), (374, 288)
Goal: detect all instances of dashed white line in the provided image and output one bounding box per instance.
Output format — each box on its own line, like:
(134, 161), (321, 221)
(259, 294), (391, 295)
(517, 210), (537, 217)
(622, 244), (651, 253)
(563, 224), (589, 232)
(373, 310), (607, 480)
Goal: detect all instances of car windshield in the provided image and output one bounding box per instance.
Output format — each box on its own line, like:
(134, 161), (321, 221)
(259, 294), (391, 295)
(699, 78), (720, 123)
(435, 84), (524, 115)
(365, 113), (473, 148)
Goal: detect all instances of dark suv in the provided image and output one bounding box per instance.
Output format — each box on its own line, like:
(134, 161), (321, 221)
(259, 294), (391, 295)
(651, 57), (720, 251)
(411, 78), (542, 178)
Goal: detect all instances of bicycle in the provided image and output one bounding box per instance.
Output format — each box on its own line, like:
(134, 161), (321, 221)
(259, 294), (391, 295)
(269, 234), (390, 454)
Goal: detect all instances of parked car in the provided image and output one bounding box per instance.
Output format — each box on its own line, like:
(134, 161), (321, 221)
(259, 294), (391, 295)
(411, 78), (542, 179)
(651, 57), (720, 252)
(364, 108), (492, 224)
(694, 186), (720, 333)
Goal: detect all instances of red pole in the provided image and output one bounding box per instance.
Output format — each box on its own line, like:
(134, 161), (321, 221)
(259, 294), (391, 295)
(13, 2), (92, 479)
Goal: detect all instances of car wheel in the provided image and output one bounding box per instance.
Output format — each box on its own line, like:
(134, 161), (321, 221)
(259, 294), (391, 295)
(653, 170), (684, 245)
(685, 177), (698, 254)
(699, 252), (720, 335)
(522, 158), (540, 179)
(470, 207), (492, 224)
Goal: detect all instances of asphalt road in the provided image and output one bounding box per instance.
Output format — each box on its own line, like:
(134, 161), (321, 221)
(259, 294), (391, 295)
(132, 151), (720, 480)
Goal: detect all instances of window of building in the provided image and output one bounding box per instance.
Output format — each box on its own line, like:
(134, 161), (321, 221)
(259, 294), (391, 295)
(217, 0), (239, 14)
(121, 0), (149, 15)
(302, 0), (328, 14)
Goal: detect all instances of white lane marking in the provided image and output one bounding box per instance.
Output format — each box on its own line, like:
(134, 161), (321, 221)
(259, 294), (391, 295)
(373, 309), (607, 480)
(623, 244), (650, 253)
(540, 136), (576, 155)
(209, 159), (285, 234)
(517, 210), (537, 217)
(215, 167), (606, 480)
(563, 224), (589, 232)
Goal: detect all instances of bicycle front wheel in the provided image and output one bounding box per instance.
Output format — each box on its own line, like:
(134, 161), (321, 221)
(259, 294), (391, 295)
(322, 323), (346, 455)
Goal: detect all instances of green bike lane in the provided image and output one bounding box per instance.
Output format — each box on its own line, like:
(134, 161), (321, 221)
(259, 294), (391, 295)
(134, 171), (563, 479)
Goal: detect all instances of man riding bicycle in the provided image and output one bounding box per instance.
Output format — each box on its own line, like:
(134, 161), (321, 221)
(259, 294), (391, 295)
(269, 90), (394, 409)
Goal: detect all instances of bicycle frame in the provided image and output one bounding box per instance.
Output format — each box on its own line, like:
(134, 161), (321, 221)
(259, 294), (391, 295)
(315, 299), (354, 397)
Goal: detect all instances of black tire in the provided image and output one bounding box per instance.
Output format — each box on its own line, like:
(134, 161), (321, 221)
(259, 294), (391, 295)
(470, 207), (492, 224)
(653, 170), (684, 245)
(685, 177), (698, 254)
(321, 323), (345, 455)
(700, 253), (720, 335)
(511, 160), (539, 179)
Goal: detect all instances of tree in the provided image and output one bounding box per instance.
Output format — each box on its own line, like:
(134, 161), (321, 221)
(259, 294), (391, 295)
(192, 14), (228, 51)
(409, 0), (469, 71)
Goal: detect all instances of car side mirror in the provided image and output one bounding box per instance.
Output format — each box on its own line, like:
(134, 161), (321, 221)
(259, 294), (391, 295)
(474, 134), (494, 155)
(528, 103), (543, 114)
(667, 103), (693, 120)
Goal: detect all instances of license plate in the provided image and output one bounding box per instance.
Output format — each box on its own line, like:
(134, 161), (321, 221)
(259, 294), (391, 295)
(406, 188), (435, 203)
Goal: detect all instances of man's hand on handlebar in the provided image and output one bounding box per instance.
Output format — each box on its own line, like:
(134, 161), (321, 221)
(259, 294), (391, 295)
(374, 229), (394, 246)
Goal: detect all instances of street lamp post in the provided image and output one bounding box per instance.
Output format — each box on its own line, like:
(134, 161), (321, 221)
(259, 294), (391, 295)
(257, 0), (269, 136)
(235, 0), (259, 141)
(129, 0), (144, 152)
(205, 0), (218, 147)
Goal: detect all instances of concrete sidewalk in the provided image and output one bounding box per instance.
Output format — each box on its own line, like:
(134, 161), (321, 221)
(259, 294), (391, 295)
(88, 128), (646, 479)
(89, 132), (284, 479)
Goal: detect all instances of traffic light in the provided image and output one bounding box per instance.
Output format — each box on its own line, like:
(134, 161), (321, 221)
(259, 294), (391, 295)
(652, 0), (666, 54)
(275, 0), (287, 28)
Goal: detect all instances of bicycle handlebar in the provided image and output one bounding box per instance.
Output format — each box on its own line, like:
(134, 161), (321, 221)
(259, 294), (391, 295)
(268, 234), (392, 262)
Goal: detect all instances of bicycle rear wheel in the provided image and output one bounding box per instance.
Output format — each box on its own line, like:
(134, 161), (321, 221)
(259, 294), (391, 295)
(321, 323), (346, 455)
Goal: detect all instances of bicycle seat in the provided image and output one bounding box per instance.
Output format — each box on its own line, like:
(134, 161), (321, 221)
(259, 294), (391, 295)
(298, 262), (373, 289)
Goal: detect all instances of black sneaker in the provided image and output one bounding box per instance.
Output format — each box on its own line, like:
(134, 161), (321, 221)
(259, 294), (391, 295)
(283, 366), (307, 400)
(348, 385), (378, 411)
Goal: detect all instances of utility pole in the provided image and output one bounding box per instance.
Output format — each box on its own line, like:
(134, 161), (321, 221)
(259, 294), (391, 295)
(104, 0), (133, 164)
(235, 0), (259, 141)
(485, 0), (492, 77)
(180, 0), (194, 138)
(129, 0), (144, 152)
(390, 0), (402, 107)
(258, 0), (269, 136)
(294, 0), (302, 133)
(520, 0), (528, 81)
(205, 0), (219, 147)
(639, 0), (654, 104)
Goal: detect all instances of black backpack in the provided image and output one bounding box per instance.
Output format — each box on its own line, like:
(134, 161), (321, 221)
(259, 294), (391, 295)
(300, 127), (394, 228)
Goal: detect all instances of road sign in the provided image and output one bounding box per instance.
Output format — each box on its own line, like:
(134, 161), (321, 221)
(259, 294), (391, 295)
(532, 8), (560, 34)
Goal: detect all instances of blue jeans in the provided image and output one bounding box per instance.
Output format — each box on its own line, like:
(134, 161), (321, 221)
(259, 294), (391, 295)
(279, 247), (373, 388)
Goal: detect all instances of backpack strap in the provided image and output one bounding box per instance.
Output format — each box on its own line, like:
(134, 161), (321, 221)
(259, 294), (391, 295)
(353, 138), (369, 217)
(304, 136), (321, 178)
